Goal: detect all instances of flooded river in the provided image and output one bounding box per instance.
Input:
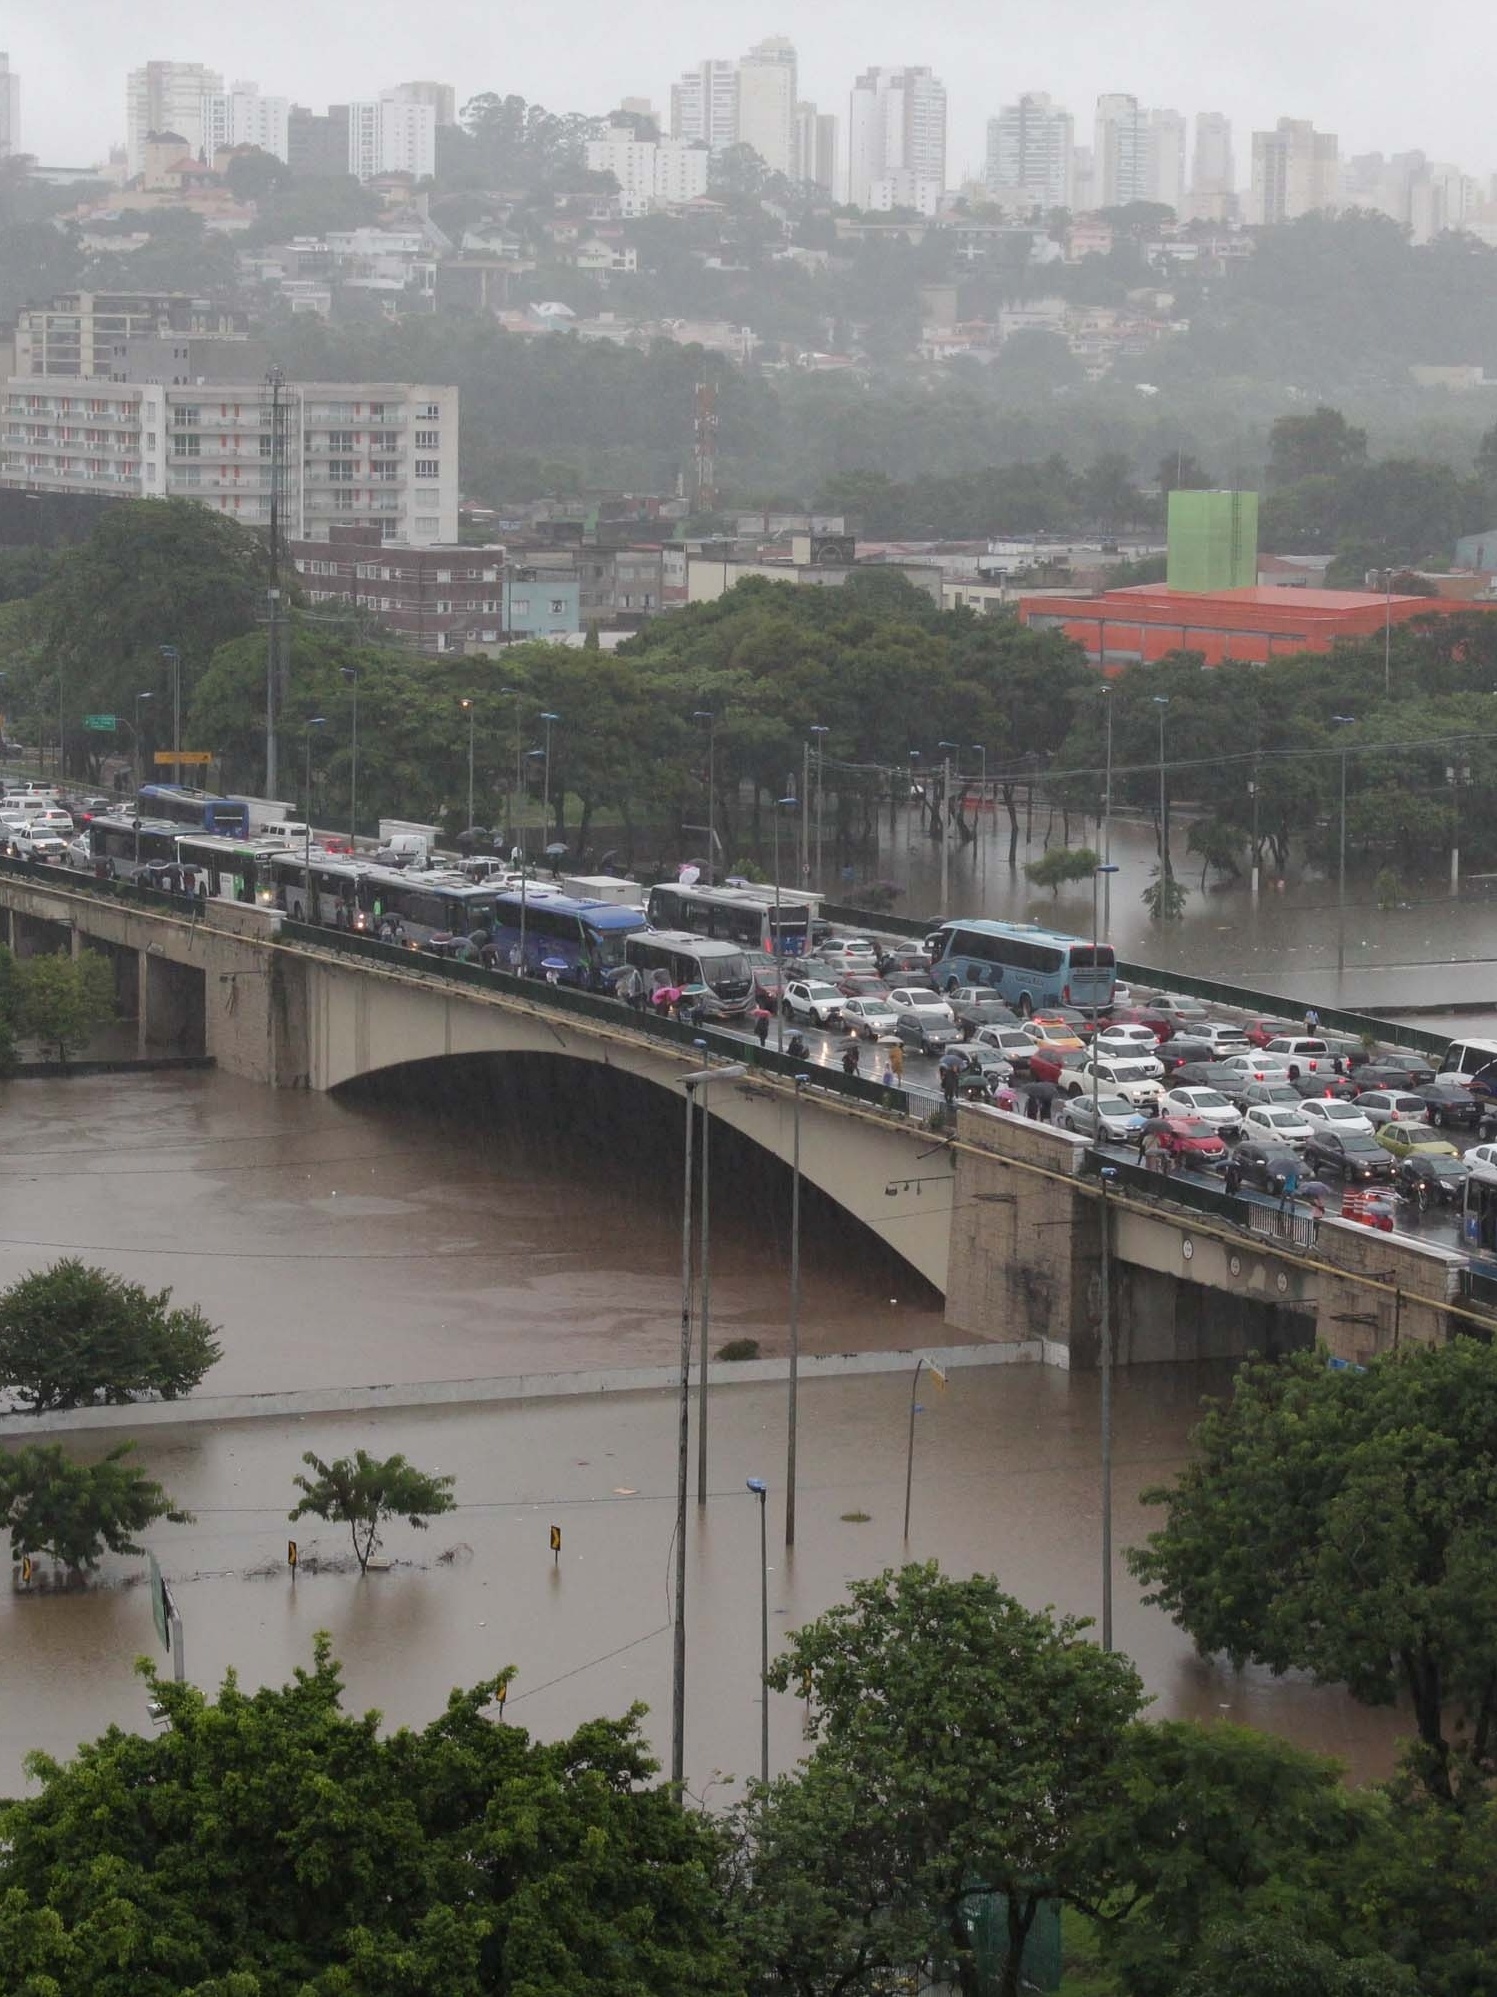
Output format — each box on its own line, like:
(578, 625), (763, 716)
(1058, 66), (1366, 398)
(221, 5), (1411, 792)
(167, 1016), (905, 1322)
(0, 1069), (1413, 1796)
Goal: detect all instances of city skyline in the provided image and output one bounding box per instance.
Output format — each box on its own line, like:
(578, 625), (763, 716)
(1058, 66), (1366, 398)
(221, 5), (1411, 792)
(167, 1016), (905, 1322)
(8, 0), (1497, 191)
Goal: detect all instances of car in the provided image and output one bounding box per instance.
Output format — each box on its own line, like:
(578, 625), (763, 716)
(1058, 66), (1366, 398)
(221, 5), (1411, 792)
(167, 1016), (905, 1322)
(886, 986), (954, 1025)
(1170, 1060), (1251, 1093)
(1224, 1142), (1303, 1196)
(1217, 1048), (1295, 1079)
(1142, 1116), (1228, 1166)
(1068, 1033), (1159, 1077)
(1374, 1123), (1462, 1162)
(1026, 1045), (1089, 1085)
(1304, 1130), (1396, 1182)
(1242, 1103), (1315, 1147)
(1055, 1092), (1148, 1142)
(839, 995), (900, 1039)
(1157, 1038), (1224, 1073)
(744, 950), (783, 1001)
(948, 989), (1020, 1028)
(1243, 1015), (1296, 1048)
(1068, 1057), (1165, 1107)
(1161, 1085), (1242, 1137)
(952, 1044), (1014, 1082)
(781, 979), (844, 1027)
(1111, 980), (1133, 1009)
(896, 1011), (962, 1056)
(1107, 1005), (1175, 1042)
(1351, 1090), (1430, 1131)
(816, 937), (881, 970)
(1395, 1153), (1470, 1211)
(12, 830), (70, 863)
(1298, 1097), (1375, 1138)
(975, 1025), (1039, 1069)
(1093, 1022), (1162, 1055)
(1187, 1021), (1252, 1050)
(1465, 1142), (1497, 1185)
(1148, 993), (1212, 1024)
(1024, 1016), (1086, 1052)
(879, 945), (933, 979)
(1415, 1081), (1484, 1131)
(1262, 1036), (1342, 1072)
(835, 970), (890, 1000)
(1234, 1080), (1307, 1112)
(1287, 1074), (1360, 1102)
(1356, 1059), (1438, 1092)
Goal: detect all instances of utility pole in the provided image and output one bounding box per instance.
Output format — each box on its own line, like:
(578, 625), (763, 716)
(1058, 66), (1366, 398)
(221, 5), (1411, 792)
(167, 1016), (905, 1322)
(800, 740), (810, 885)
(263, 366), (292, 798)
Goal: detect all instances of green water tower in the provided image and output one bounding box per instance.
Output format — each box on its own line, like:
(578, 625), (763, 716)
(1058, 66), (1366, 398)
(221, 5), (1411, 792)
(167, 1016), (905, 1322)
(1166, 489), (1259, 592)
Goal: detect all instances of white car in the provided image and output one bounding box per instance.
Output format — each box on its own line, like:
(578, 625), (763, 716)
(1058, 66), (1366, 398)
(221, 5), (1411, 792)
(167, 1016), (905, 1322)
(12, 830), (70, 862)
(1263, 1036), (1338, 1074)
(1189, 1021), (1252, 1049)
(886, 986), (954, 1025)
(1111, 980), (1133, 1008)
(1218, 1050), (1295, 1083)
(1150, 993), (1211, 1024)
(839, 995), (899, 1039)
(1464, 1142), (1497, 1184)
(1094, 1022), (1160, 1054)
(1351, 1090), (1430, 1131)
(1242, 1103), (1315, 1147)
(1069, 1058), (1164, 1107)
(1056, 1092), (1147, 1141)
(781, 979), (844, 1027)
(975, 1025), (1037, 1066)
(816, 937), (880, 970)
(1299, 1097), (1375, 1138)
(1161, 1086), (1243, 1137)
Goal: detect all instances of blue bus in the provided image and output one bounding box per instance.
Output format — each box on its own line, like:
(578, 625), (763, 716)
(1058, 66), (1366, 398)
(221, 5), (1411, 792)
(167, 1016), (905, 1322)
(490, 890), (647, 983)
(930, 919), (1116, 1015)
(137, 785), (250, 837)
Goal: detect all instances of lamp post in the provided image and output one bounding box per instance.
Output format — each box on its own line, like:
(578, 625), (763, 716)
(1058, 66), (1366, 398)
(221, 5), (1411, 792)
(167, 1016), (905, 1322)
(770, 792), (798, 1055)
(1248, 770), (1260, 899)
(1099, 688), (1114, 930)
(1152, 696), (1170, 890)
(1090, 865), (1120, 1122)
(746, 1476), (770, 1790)
(1098, 1162), (1119, 1650)
(501, 685), (523, 855)
(134, 691), (154, 794)
(970, 742), (987, 881)
(161, 646), (182, 787)
(520, 748), (546, 968)
(1383, 566), (1394, 698)
(302, 717), (326, 904)
(694, 1055), (748, 1507)
(672, 1059), (748, 1801)
(902, 1354), (947, 1540)
(693, 709), (716, 882)
(539, 711), (559, 840)
(1447, 754), (1471, 896)
(1332, 716), (1356, 978)
(938, 741), (959, 913)
(785, 1071), (807, 1548)
(810, 724), (828, 892)
(340, 667), (359, 846)
(460, 697), (476, 831)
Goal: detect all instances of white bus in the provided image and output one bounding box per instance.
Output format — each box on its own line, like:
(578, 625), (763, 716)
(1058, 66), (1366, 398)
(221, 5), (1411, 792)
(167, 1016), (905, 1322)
(645, 882), (829, 955)
(624, 929), (756, 1016)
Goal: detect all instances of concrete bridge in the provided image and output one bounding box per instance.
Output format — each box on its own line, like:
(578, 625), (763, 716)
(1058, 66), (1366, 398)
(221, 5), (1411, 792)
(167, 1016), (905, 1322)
(1, 859), (1490, 1371)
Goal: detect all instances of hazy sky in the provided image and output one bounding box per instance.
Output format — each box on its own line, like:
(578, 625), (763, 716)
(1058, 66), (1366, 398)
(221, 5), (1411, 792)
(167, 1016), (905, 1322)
(7, 0), (1495, 186)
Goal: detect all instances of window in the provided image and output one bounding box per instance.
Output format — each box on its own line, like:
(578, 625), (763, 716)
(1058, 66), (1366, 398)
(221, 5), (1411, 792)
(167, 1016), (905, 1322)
(259, 435), (273, 457)
(549, 599), (567, 615)
(415, 459), (440, 479)
(326, 430), (354, 451)
(511, 598), (530, 615)
(174, 434), (200, 456)
(415, 429), (439, 449)
(328, 461), (354, 482)
(333, 491), (355, 511)
(416, 516), (440, 534)
(435, 568), (451, 582)
(372, 431), (398, 449)
(418, 402), (440, 419)
(436, 599), (452, 613)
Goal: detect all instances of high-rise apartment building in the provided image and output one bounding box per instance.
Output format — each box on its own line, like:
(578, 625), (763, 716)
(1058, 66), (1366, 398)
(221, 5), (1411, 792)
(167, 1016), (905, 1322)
(1094, 93), (1151, 207)
(125, 60), (224, 173)
(847, 66), (947, 210)
(794, 102), (838, 191)
(390, 80), (458, 127)
(201, 82), (290, 163)
(0, 52), (20, 159)
(12, 292), (250, 379)
(984, 92), (1074, 208)
(347, 97), (436, 182)
(1146, 108), (1187, 214)
(670, 60), (739, 154)
(736, 37), (797, 176)
(1250, 118), (1339, 224)
(584, 127), (710, 212)
(1072, 144), (1097, 212)
(288, 104), (351, 179)
(1190, 112), (1236, 219)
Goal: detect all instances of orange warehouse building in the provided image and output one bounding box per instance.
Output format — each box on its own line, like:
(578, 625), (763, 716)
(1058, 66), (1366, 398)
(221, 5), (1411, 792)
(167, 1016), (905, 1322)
(1017, 583), (1496, 669)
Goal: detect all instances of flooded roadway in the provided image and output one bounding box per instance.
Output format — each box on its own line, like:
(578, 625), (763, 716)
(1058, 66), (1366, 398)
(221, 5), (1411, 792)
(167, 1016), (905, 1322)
(0, 1068), (1415, 1796)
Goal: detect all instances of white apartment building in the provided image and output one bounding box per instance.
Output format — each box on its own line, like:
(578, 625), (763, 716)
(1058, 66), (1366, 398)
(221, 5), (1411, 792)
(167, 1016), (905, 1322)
(868, 171), (942, 216)
(584, 128), (710, 212)
(985, 92), (1074, 208)
(848, 67), (947, 210)
(1147, 109), (1187, 215)
(670, 60), (739, 154)
(1250, 119), (1339, 225)
(1094, 94), (1150, 207)
(202, 81), (290, 163)
(125, 60), (224, 173)
(794, 103), (838, 191)
(1341, 149), (1477, 243)
(389, 80), (457, 127)
(347, 97), (436, 183)
(1, 379), (458, 545)
(736, 36), (797, 176)
(0, 52), (20, 159)
(1190, 112), (1236, 220)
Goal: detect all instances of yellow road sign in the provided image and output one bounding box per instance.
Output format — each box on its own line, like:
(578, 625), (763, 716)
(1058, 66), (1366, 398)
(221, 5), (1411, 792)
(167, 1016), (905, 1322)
(153, 750), (214, 767)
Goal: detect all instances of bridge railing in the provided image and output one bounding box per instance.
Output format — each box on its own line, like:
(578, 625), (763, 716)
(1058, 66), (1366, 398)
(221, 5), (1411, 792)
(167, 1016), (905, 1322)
(276, 918), (914, 1117)
(0, 852), (194, 917)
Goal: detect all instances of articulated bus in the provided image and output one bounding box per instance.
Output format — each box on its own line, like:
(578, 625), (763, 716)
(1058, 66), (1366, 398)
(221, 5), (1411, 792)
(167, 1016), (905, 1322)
(136, 785), (251, 837)
(930, 918), (1116, 1015)
(623, 929), (756, 1016)
(265, 852), (504, 945)
(489, 890), (647, 982)
(645, 882), (829, 956)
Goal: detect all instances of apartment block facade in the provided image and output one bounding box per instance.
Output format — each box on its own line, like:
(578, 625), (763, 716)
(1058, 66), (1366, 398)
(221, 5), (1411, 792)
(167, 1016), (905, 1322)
(1250, 118), (1339, 224)
(848, 66), (947, 210)
(13, 293), (251, 378)
(1, 379), (458, 545)
(985, 92), (1074, 208)
(583, 128), (710, 213)
(292, 523), (502, 652)
(0, 52), (19, 159)
(347, 98), (436, 183)
(735, 36), (797, 177)
(201, 82), (290, 162)
(125, 60), (223, 173)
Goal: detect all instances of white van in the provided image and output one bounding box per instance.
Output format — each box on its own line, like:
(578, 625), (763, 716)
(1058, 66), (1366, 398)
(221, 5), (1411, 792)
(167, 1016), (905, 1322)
(1440, 1038), (1497, 1080)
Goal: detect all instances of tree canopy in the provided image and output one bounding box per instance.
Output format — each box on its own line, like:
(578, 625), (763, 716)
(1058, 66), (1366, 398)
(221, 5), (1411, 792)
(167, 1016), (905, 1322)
(0, 1258), (222, 1413)
(0, 1442), (188, 1571)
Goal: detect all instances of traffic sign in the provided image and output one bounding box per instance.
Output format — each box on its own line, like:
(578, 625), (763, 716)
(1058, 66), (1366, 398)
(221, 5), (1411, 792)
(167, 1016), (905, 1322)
(287, 1539), (298, 1570)
(83, 714), (117, 732)
(153, 750), (213, 767)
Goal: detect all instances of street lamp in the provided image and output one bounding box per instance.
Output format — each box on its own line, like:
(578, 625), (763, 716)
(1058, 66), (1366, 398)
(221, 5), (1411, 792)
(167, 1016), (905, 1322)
(785, 1071), (808, 1548)
(969, 742), (987, 881)
(809, 724), (828, 892)
(1097, 1162), (1119, 1650)
(160, 645), (182, 787)
(1151, 696), (1170, 890)
(938, 741), (959, 913)
(302, 718), (327, 906)
(501, 685), (523, 855)
(539, 711), (560, 837)
(672, 1058), (748, 1801)
(134, 691), (154, 794)
(746, 1476), (769, 1791)
(695, 1049), (749, 1507)
(340, 667), (359, 847)
(902, 1354), (947, 1540)
(1332, 716), (1356, 978)
(770, 793), (798, 1055)
(693, 709), (716, 883)
(1447, 754), (1472, 896)
(1099, 687), (1114, 930)
(460, 697), (476, 832)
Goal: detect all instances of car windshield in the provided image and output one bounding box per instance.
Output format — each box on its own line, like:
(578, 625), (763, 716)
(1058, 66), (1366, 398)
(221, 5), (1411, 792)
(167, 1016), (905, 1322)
(1264, 1110), (1302, 1125)
(1095, 1097), (1133, 1117)
(1323, 1103), (1361, 1119)
(907, 990), (942, 1007)
(1188, 1090), (1230, 1108)
(1340, 1135), (1382, 1152)
(807, 984), (840, 1000)
(1426, 1158), (1468, 1177)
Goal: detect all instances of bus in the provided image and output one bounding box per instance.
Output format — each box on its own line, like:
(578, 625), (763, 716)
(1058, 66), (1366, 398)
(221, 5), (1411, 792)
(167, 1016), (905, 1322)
(86, 815), (186, 881)
(645, 882), (829, 956)
(175, 834), (284, 904)
(137, 785), (251, 837)
(490, 889), (647, 983)
(624, 929), (756, 1016)
(264, 853), (497, 944)
(930, 918), (1116, 1015)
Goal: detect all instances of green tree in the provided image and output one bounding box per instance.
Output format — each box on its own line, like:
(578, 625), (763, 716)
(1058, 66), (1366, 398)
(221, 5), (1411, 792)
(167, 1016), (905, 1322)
(0, 1258), (222, 1413)
(221, 145), (291, 202)
(1025, 844), (1099, 895)
(1174, 1919), (1415, 1997)
(1141, 864), (1187, 920)
(1129, 1340), (1497, 1801)
(290, 1448), (457, 1573)
(1187, 816), (1242, 888)
(1268, 405), (1369, 485)
(0, 1442), (189, 1571)
(15, 950), (116, 1062)
(0, 1636), (739, 1996)
(750, 1564), (1145, 1997)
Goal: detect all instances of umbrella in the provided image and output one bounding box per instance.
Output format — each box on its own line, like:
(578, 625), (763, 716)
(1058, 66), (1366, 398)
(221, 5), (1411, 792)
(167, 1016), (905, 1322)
(938, 1050), (966, 1071)
(541, 956), (569, 972)
(651, 985), (683, 1007)
(545, 842), (568, 857)
(679, 982), (711, 997)
(1297, 1178), (1332, 1202)
(876, 1033), (901, 1045)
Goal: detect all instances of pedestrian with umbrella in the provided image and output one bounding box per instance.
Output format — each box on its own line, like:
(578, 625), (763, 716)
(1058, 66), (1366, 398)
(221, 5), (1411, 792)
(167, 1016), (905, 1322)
(938, 1048), (964, 1108)
(752, 1005), (771, 1049)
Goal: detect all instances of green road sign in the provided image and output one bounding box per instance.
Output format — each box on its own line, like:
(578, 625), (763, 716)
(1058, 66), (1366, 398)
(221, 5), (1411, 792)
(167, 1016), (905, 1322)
(82, 714), (117, 732)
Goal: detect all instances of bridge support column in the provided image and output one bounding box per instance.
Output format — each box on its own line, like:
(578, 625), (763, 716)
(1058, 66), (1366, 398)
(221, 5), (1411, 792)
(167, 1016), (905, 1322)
(138, 950), (206, 1057)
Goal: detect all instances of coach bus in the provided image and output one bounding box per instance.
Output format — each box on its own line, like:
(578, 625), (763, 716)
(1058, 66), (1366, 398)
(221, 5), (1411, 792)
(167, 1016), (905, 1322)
(489, 889), (647, 982)
(929, 918), (1116, 1016)
(645, 881), (829, 956)
(136, 785), (251, 837)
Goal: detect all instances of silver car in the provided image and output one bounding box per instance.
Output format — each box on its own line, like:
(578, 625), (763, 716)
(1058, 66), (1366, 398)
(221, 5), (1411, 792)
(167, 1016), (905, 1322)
(839, 995), (899, 1040)
(1057, 1092), (1148, 1141)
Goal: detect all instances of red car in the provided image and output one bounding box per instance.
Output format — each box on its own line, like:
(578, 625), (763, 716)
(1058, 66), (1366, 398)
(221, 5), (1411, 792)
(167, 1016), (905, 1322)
(836, 970), (890, 1000)
(1109, 1006), (1175, 1043)
(1144, 1116), (1228, 1165)
(1244, 1016), (1296, 1049)
(1026, 1046), (1087, 1086)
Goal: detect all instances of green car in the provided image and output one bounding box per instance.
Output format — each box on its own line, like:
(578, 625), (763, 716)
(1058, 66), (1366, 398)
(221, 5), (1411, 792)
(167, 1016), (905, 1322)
(1375, 1123), (1460, 1161)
